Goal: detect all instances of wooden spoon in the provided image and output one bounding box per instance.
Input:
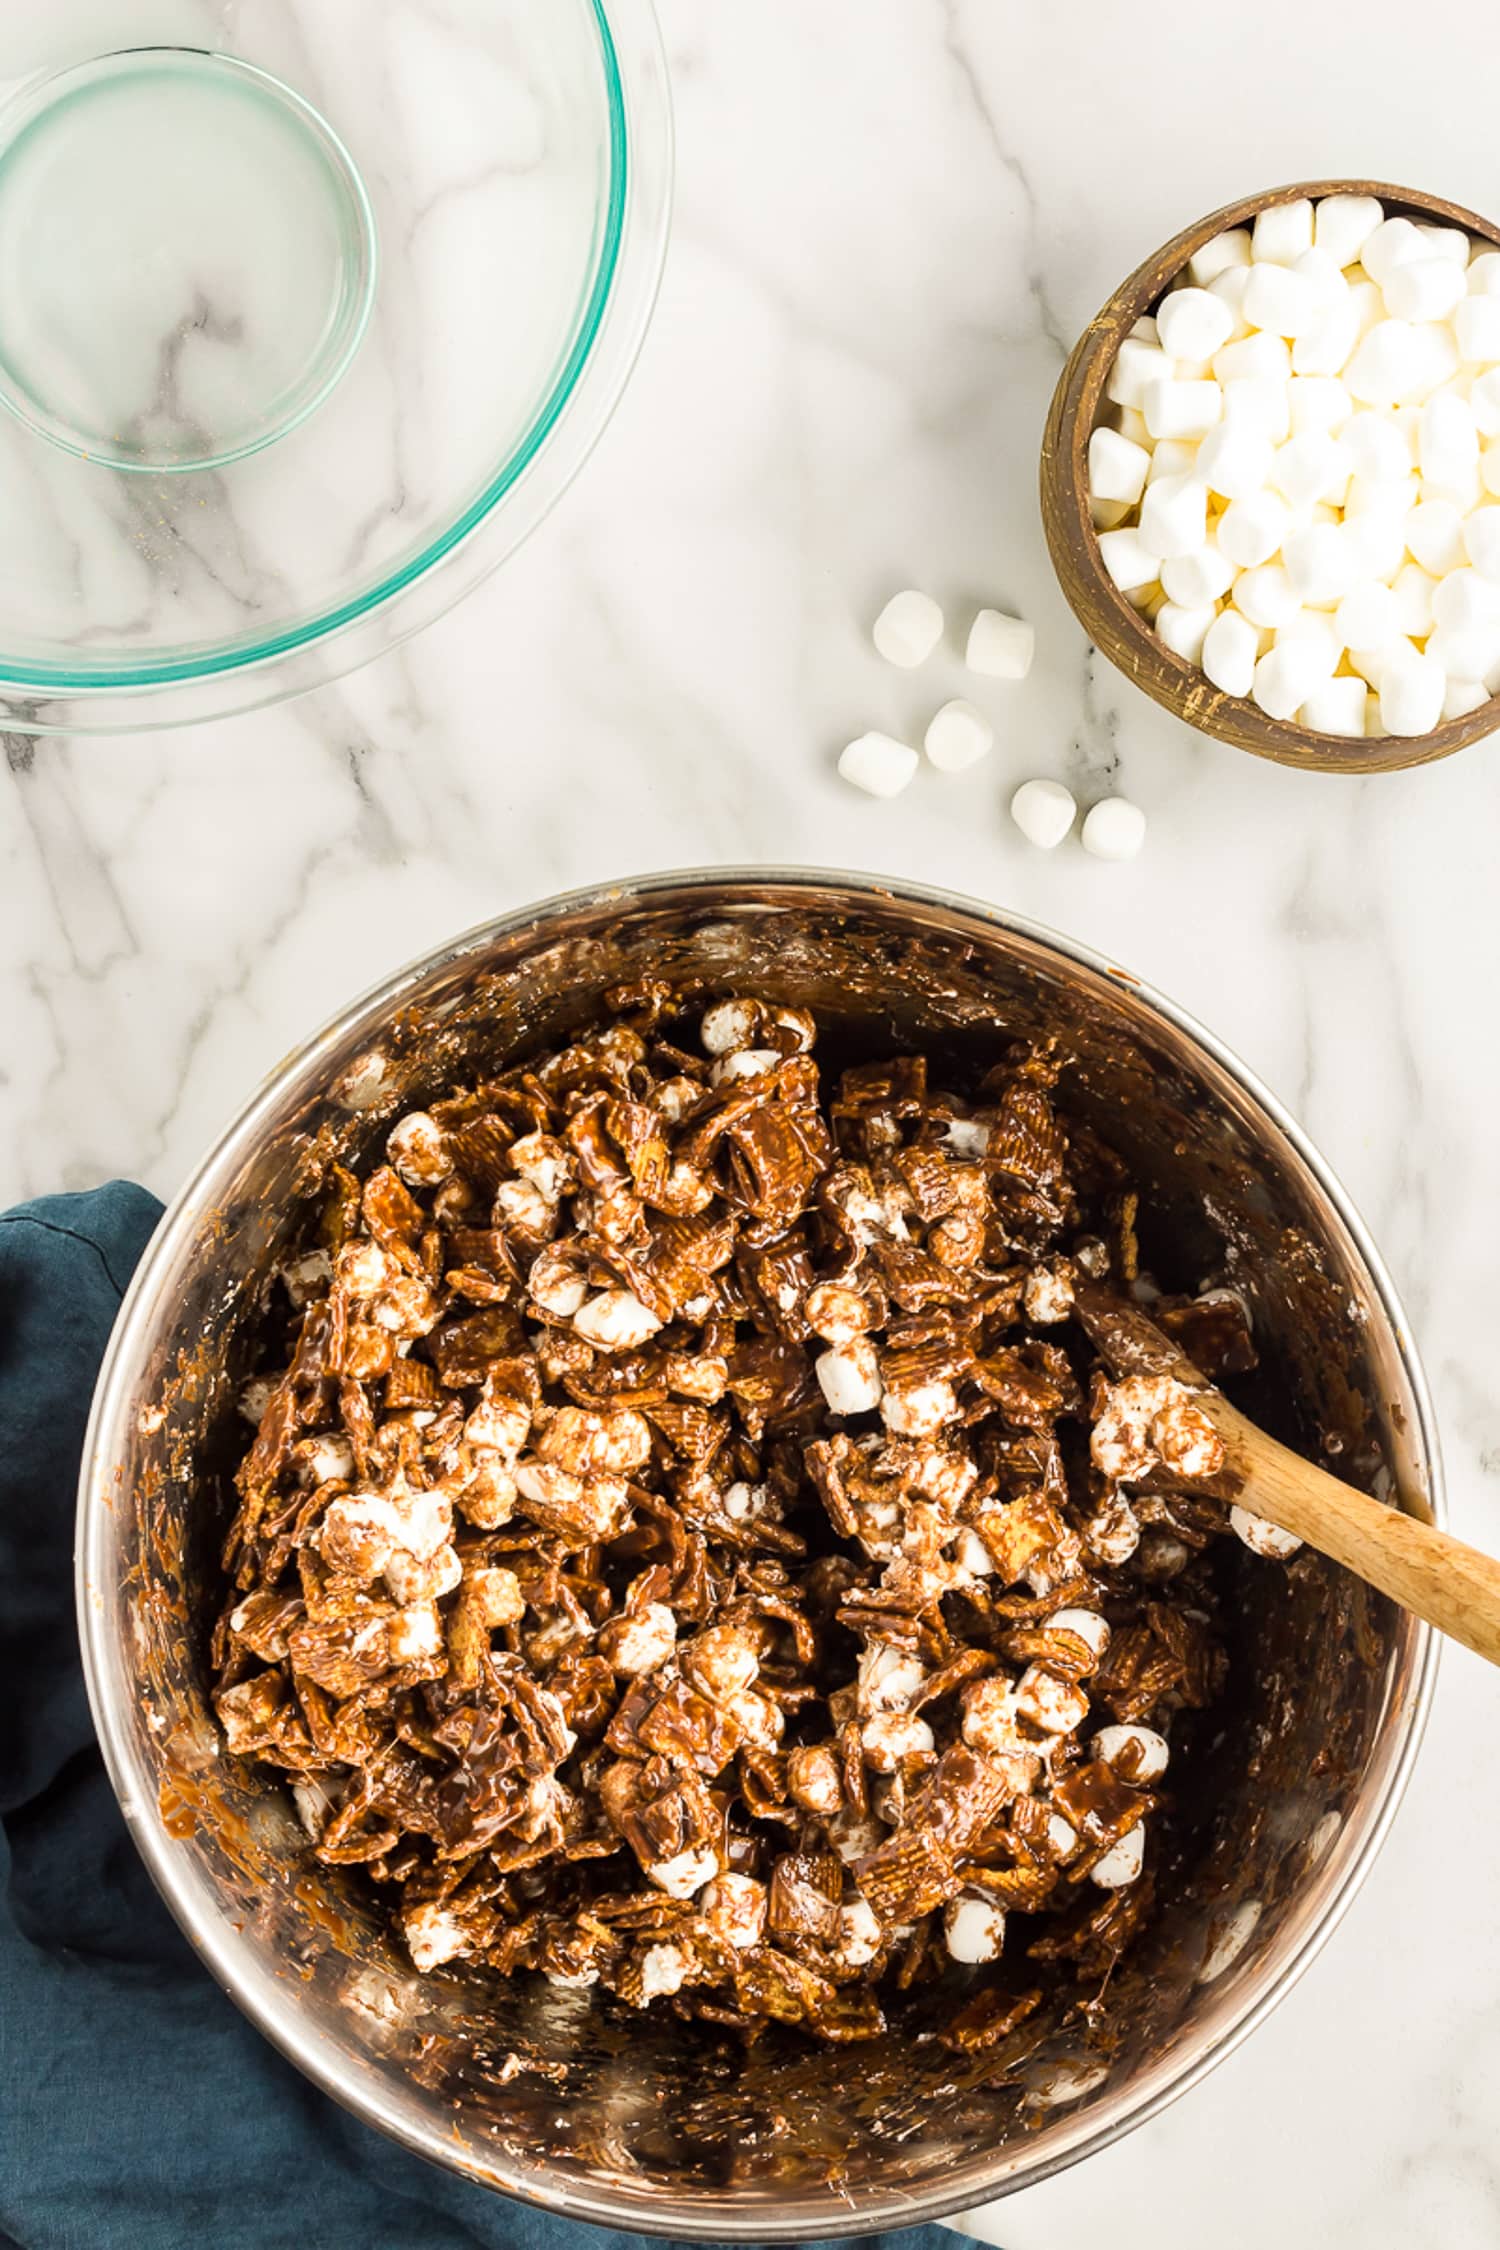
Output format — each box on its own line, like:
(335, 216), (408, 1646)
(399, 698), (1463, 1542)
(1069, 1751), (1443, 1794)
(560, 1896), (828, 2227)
(1073, 1280), (1500, 1669)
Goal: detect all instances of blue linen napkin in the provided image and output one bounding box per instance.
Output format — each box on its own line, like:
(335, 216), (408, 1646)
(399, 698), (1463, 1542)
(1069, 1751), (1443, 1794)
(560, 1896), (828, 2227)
(0, 1186), (964, 2250)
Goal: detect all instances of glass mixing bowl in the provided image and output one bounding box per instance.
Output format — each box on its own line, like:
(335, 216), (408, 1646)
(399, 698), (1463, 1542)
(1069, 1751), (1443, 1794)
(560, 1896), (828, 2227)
(0, 2), (671, 732)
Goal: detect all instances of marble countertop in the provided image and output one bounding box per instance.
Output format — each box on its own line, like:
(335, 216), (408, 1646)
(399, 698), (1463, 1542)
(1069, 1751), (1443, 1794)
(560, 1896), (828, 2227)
(6, 0), (1500, 2241)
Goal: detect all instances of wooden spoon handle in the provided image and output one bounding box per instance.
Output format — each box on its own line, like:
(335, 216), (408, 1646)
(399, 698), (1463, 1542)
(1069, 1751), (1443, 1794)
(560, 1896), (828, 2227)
(1210, 1393), (1500, 1666)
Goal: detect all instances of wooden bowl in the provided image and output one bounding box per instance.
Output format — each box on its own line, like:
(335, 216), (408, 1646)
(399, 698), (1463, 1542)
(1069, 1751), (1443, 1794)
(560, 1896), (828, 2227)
(1040, 179), (1500, 773)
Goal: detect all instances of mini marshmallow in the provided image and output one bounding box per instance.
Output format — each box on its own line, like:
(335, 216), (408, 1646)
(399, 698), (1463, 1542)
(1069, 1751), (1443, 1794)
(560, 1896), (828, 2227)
(1200, 607), (1259, 696)
(1252, 637), (1333, 721)
(1156, 600), (1216, 663)
(1390, 561), (1440, 634)
(1270, 430), (1347, 507)
(1145, 437), (1198, 484)
(1485, 442), (1500, 498)
(1093, 1723), (1170, 1783)
(1408, 322), (1461, 402)
(1313, 193), (1384, 268)
(1090, 1824), (1146, 1889)
(1080, 795), (1147, 861)
(1208, 265), (1254, 340)
(1088, 424), (1151, 507)
(1343, 510), (1407, 584)
(1359, 215), (1428, 287)
(1426, 622), (1500, 681)
(1379, 643), (1447, 735)
(1009, 776), (1076, 850)
(944, 1893), (1007, 1966)
(838, 731), (918, 799)
(1420, 393), (1480, 498)
(1096, 528), (1159, 593)
(1418, 221), (1472, 264)
(1382, 259), (1466, 323)
(1195, 420), (1274, 499)
(1116, 404), (1153, 446)
(1290, 295), (1360, 379)
(1091, 498), (1130, 532)
(1344, 469), (1416, 519)
(924, 699), (994, 772)
(816, 1338), (882, 1415)
(1224, 377), (1293, 448)
(1463, 506), (1500, 581)
(1233, 563), (1300, 629)
(1107, 338), (1175, 410)
(1288, 376), (1353, 434)
(1243, 261), (1322, 339)
(1406, 498), (1468, 575)
(1335, 580), (1401, 650)
(1188, 227), (1252, 287)
(1433, 564), (1500, 631)
(1300, 676), (1369, 736)
(1345, 318), (1424, 405)
(1473, 369), (1500, 437)
(1213, 331), (1292, 385)
(1283, 522), (1357, 606)
(1469, 252), (1500, 298)
(1251, 198), (1313, 266)
(1342, 410), (1411, 483)
(1456, 296), (1500, 369)
(1443, 677), (1491, 719)
(1130, 314), (1161, 343)
(1230, 1506), (1303, 1560)
(872, 589), (942, 667)
(1156, 285), (1235, 361)
(1143, 378), (1222, 440)
(1217, 491), (1291, 568)
(966, 608), (1035, 678)
(1275, 612), (1342, 674)
(1160, 537), (1235, 606)
(1137, 473), (1208, 560)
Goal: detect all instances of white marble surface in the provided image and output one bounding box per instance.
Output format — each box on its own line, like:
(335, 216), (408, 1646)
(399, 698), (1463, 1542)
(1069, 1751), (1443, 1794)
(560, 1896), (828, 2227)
(6, 0), (1500, 2241)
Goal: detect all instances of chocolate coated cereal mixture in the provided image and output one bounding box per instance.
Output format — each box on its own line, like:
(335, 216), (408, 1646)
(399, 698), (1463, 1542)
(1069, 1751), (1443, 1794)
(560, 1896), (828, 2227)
(211, 988), (1279, 2047)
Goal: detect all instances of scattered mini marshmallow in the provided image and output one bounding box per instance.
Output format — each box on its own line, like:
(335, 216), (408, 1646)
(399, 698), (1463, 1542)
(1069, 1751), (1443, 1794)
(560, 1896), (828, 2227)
(1080, 796), (1147, 861)
(1300, 676), (1369, 737)
(1156, 286), (1235, 362)
(1201, 607), (1259, 696)
(1313, 193), (1383, 268)
(944, 1892), (1008, 1965)
(838, 731), (918, 799)
(1010, 776), (1077, 850)
(1187, 227), (1251, 287)
(1251, 197), (1313, 267)
(1156, 599), (1216, 663)
(1093, 1723), (1170, 1783)
(872, 589), (943, 667)
(1097, 527), (1161, 593)
(924, 698), (994, 772)
(1379, 643), (1447, 735)
(1089, 424), (1152, 507)
(1443, 677), (1491, 719)
(1090, 1823), (1146, 1889)
(966, 607), (1035, 678)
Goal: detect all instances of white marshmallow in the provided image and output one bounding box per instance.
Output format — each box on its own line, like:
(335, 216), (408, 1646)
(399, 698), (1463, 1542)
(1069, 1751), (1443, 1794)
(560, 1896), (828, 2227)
(1188, 227), (1252, 287)
(1346, 319), (1424, 405)
(1107, 338), (1175, 411)
(1288, 376), (1353, 434)
(1433, 564), (1500, 631)
(1418, 222), (1471, 264)
(1233, 563), (1300, 629)
(1090, 1824), (1146, 1889)
(1214, 331), (1292, 385)
(1484, 442), (1500, 498)
(943, 1892), (1007, 1965)
(1080, 796), (1147, 861)
(1207, 265), (1254, 340)
(872, 589), (943, 668)
(1009, 776), (1076, 850)
(1343, 510), (1407, 585)
(1049, 1608), (1112, 1659)
(1269, 431), (1347, 507)
(1344, 469), (1416, 519)
(1464, 506), (1500, 582)
(1130, 314), (1161, 343)
(838, 731), (918, 799)
(1195, 420), (1274, 499)
(1217, 492), (1291, 568)
(1383, 259), (1466, 323)
(1115, 404), (1152, 446)
(1443, 677), (1491, 719)
(1088, 424), (1151, 507)
(1200, 607), (1259, 696)
(1161, 537), (1235, 606)
(1427, 623), (1500, 682)
(1390, 561), (1439, 635)
(1096, 528), (1159, 593)
(1222, 374), (1291, 443)
(1251, 198), (1313, 266)
(1359, 216), (1428, 287)
(1313, 193), (1384, 268)
(966, 608), (1034, 679)
(1300, 676), (1369, 737)
(1456, 295), (1500, 368)
(1230, 1505), (1303, 1560)
(1420, 393), (1480, 498)
(1145, 437), (1198, 484)
(1473, 369), (1500, 437)
(1379, 644), (1447, 735)
(923, 699), (994, 772)
(1143, 379), (1222, 440)
(1252, 638), (1332, 721)
(1090, 498), (1130, 533)
(1137, 473), (1208, 561)
(1156, 601), (1216, 663)
(1283, 522), (1357, 606)
(1408, 323), (1461, 402)
(1468, 252), (1500, 298)
(1290, 295), (1360, 379)
(1243, 261), (1322, 338)
(1342, 410), (1411, 482)
(1335, 580), (1401, 650)
(1156, 285), (1235, 361)
(1093, 1723), (1170, 1783)
(816, 1338), (882, 1416)
(1406, 498), (1467, 575)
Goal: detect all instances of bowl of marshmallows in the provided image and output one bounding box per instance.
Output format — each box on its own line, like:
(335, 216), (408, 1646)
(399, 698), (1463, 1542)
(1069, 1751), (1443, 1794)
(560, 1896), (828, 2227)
(1041, 181), (1500, 770)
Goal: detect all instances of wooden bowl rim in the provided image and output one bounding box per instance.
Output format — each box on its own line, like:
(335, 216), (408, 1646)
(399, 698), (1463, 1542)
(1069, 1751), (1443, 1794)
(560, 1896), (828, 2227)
(1041, 177), (1500, 774)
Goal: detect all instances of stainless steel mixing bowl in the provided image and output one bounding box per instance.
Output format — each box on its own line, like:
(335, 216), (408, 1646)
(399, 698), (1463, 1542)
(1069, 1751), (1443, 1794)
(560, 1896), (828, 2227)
(77, 869), (1440, 2240)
